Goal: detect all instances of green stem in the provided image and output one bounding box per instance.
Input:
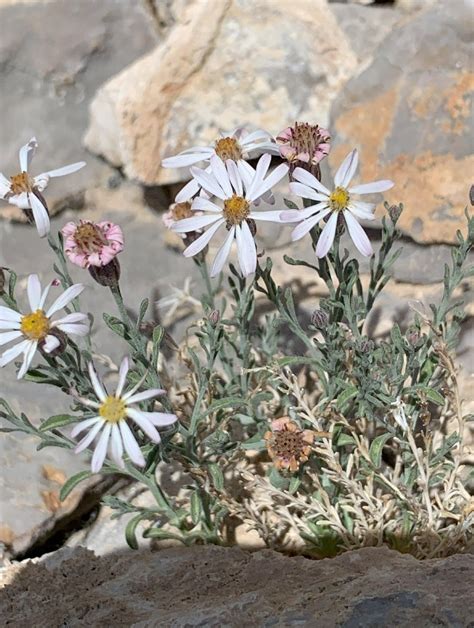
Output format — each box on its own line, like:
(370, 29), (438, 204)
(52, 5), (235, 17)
(196, 258), (215, 309)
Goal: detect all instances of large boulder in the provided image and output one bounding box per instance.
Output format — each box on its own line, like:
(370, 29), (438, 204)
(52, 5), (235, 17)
(84, 0), (357, 186)
(329, 1), (473, 244)
(0, 0), (158, 222)
(1, 545), (472, 625)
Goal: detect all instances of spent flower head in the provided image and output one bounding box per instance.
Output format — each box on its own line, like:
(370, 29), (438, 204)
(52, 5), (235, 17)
(162, 127), (280, 203)
(0, 137), (86, 238)
(281, 149), (394, 257)
(171, 154), (289, 277)
(264, 417), (315, 472)
(0, 274), (89, 379)
(277, 122), (330, 179)
(73, 358), (178, 473)
(62, 220), (124, 269)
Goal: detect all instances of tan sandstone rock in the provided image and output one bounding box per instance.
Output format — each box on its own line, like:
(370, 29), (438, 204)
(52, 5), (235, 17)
(84, 0), (358, 186)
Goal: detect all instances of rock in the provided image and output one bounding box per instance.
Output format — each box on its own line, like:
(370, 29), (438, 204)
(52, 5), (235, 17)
(0, 0), (158, 222)
(84, 0), (357, 186)
(329, 2), (474, 244)
(330, 3), (405, 68)
(1, 545), (473, 626)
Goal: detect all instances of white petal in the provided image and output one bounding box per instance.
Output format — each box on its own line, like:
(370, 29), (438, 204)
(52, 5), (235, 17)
(280, 202), (328, 223)
(91, 423), (112, 473)
(249, 210), (288, 222)
(210, 155), (233, 198)
(119, 421), (145, 467)
(19, 137), (37, 172)
(43, 335), (60, 353)
(334, 149), (358, 188)
(210, 226), (235, 277)
(237, 159), (254, 191)
(53, 312), (89, 326)
(235, 222), (256, 277)
(8, 192), (30, 209)
(190, 165), (226, 200)
(316, 212), (338, 258)
(110, 424), (125, 468)
(162, 150), (213, 169)
(349, 180), (394, 194)
(143, 412), (178, 427)
(240, 129), (272, 145)
(71, 416), (102, 438)
(74, 420), (105, 454)
(171, 213), (221, 233)
(292, 168), (331, 195)
(39, 161), (86, 178)
(0, 330), (22, 346)
(125, 388), (165, 404)
(226, 160), (243, 196)
(175, 177), (201, 203)
(247, 163), (289, 203)
(289, 182), (328, 203)
(29, 192), (50, 238)
(17, 341), (38, 379)
(191, 197), (222, 213)
(183, 219), (224, 257)
(291, 209), (331, 241)
(54, 322), (89, 336)
(0, 339), (30, 367)
(0, 307), (22, 323)
(115, 357), (129, 398)
(39, 282), (53, 309)
(88, 362), (107, 402)
(27, 274), (42, 311)
(127, 409), (161, 443)
(344, 210), (373, 257)
(46, 283), (84, 317)
(348, 200), (376, 221)
(0, 172), (11, 197)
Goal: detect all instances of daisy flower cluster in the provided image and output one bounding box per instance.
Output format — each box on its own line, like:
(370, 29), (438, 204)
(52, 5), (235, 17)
(162, 123), (394, 271)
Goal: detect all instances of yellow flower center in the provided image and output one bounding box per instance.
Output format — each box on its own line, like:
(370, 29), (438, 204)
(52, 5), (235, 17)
(329, 187), (350, 211)
(214, 137), (243, 161)
(10, 171), (34, 195)
(223, 195), (250, 226)
(74, 222), (107, 253)
(20, 309), (50, 341)
(99, 396), (127, 423)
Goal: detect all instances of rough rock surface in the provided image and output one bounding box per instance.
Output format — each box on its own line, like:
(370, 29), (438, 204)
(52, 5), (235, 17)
(329, 2), (473, 244)
(1, 545), (473, 626)
(84, 0), (357, 186)
(0, 0), (158, 221)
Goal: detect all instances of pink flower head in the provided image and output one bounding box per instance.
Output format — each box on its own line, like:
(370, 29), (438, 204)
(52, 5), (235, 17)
(277, 123), (330, 180)
(62, 220), (124, 269)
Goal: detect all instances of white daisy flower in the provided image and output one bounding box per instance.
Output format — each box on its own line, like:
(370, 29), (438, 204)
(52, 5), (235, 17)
(72, 358), (178, 473)
(162, 127), (280, 203)
(0, 137), (86, 238)
(171, 154), (289, 277)
(0, 274), (89, 379)
(280, 149), (394, 258)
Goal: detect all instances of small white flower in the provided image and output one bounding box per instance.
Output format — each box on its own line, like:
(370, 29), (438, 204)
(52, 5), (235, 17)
(0, 274), (89, 379)
(72, 358), (178, 473)
(280, 149), (394, 257)
(391, 397), (408, 432)
(0, 137), (86, 238)
(162, 127), (280, 203)
(171, 154), (289, 277)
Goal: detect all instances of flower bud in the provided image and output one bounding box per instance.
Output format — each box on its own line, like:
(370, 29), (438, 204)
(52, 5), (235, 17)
(388, 204), (403, 223)
(88, 258), (121, 287)
(209, 309), (220, 326)
(406, 327), (420, 347)
(311, 309), (328, 329)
